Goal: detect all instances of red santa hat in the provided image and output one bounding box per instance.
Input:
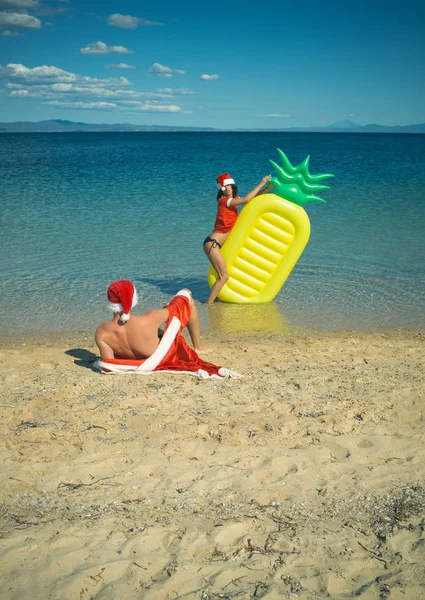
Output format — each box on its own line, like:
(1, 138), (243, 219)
(216, 172), (235, 191)
(107, 279), (138, 323)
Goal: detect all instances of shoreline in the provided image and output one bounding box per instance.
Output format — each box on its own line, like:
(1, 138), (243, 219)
(1, 321), (424, 345)
(0, 327), (424, 598)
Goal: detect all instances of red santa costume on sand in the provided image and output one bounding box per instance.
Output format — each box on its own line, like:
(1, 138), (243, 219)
(94, 287), (242, 379)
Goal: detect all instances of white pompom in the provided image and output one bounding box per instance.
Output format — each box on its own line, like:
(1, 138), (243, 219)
(120, 313), (130, 323)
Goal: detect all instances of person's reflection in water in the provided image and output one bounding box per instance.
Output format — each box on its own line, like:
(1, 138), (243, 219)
(207, 301), (289, 335)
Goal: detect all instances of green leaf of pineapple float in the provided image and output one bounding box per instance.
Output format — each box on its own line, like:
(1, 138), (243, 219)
(270, 148), (334, 206)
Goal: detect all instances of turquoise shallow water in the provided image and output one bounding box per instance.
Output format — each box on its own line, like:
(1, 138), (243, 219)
(1, 132), (424, 335)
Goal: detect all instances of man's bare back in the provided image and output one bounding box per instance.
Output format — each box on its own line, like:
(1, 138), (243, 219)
(95, 307), (169, 360)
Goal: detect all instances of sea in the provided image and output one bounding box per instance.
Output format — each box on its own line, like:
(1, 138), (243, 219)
(1, 132), (424, 337)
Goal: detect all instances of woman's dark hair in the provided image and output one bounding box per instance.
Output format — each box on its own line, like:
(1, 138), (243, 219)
(217, 183), (238, 201)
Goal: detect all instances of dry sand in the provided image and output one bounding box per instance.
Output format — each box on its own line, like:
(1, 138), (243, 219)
(0, 327), (424, 599)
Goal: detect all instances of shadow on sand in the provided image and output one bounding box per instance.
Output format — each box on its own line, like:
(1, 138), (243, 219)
(65, 348), (98, 371)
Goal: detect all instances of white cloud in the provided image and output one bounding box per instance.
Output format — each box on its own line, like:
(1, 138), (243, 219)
(9, 85), (173, 100)
(148, 62), (186, 78)
(0, 62), (185, 114)
(145, 104), (183, 113)
(105, 63), (135, 70)
(133, 103), (181, 113)
(108, 13), (163, 28)
(46, 100), (119, 110)
(80, 41), (133, 55)
(201, 74), (218, 81)
(173, 88), (194, 95)
(2, 28), (20, 35)
(108, 13), (140, 29)
(45, 100), (181, 113)
(0, 0), (39, 8)
(0, 10), (41, 27)
(0, 63), (77, 82)
(149, 63), (171, 75)
(157, 87), (194, 96)
(256, 113), (290, 118)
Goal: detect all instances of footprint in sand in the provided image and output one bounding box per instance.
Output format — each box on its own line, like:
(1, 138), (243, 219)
(325, 441), (351, 462)
(214, 520), (258, 549)
(358, 439), (373, 448)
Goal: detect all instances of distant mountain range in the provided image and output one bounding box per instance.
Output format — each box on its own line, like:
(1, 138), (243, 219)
(247, 119), (425, 134)
(1, 118), (424, 133)
(0, 119), (216, 133)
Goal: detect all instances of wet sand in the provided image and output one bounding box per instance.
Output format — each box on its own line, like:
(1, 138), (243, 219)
(0, 327), (424, 599)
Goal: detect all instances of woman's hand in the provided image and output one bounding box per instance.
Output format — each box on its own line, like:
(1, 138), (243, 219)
(261, 175), (272, 186)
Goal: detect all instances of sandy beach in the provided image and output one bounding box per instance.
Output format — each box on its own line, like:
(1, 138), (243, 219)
(0, 327), (424, 599)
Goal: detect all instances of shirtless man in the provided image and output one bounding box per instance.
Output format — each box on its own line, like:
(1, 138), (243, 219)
(95, 279), (207, 360)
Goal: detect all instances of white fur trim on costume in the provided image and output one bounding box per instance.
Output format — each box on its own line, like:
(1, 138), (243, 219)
(93, 359), (243, 379)
(175, 289), (191, 301)
(138, 316), (181, 371)
(226, 198), (233, 207)
(93, 360), (229, 379)
(218, 367), (243, 379)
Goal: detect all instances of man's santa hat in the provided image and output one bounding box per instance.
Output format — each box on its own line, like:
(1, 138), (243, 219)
(216, 172), (235, 191)
(107, 279), (138, 323)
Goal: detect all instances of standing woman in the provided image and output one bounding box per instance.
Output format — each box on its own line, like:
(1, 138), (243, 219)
(203, 172), (272, 304)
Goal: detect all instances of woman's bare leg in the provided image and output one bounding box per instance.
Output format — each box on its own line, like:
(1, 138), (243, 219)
(204, 244), (229, 305)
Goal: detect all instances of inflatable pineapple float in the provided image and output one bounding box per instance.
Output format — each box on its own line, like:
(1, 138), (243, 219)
(208, 148), (334, 303)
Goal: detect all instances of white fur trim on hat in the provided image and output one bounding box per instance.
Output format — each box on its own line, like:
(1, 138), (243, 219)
(108, 290), (139, 319)
(216, 178), (235, 190)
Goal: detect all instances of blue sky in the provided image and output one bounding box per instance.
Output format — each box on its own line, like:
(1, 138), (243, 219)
(0, 0), (424, 128)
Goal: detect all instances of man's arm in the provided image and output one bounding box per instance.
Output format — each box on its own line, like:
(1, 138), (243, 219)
(95, 326), (115, 359)
(146, 307), (169, 328)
